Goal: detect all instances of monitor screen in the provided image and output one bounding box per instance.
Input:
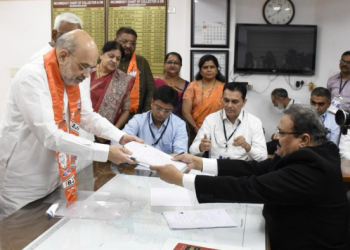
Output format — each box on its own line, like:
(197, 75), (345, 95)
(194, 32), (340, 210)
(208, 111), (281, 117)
(234, 24), (317, 75)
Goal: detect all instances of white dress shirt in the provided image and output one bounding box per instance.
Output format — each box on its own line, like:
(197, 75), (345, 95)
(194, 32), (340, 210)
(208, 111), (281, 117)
(189, 109), (267, 161)
(0, 56), (125, 217)
(183, 159), (218, 192)
(339, 129), (350, 159)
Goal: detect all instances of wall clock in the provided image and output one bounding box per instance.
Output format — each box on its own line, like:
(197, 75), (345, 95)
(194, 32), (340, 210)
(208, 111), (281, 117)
(263, 0), (295, 25)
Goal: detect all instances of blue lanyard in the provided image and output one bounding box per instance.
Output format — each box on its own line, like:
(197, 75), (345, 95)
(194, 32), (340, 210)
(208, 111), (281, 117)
(339, 77), (349, 95)
(148, 112), (170, 147)
(222, 111), (244, 148)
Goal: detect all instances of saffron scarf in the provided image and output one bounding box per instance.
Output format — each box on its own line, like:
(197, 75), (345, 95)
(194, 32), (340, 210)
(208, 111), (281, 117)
(127, 53), (140, 113)
(44, 49), (81, 206)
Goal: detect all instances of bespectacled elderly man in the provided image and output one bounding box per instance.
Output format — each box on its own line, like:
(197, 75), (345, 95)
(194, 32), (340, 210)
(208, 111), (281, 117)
(0, 30), (143, 220)
(151, 104), (349, 250)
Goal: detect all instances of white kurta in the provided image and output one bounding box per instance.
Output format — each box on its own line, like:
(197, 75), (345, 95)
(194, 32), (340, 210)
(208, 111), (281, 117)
(0, 56), (125, 218)
(28, 45), (95, 172)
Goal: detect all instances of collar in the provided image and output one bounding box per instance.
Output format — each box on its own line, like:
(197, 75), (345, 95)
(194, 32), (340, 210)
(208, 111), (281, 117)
(148, 111), (171, 128)
(222, 109), (244, 124)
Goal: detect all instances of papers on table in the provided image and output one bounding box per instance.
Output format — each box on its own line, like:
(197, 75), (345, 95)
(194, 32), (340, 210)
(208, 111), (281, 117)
(124, 141), (187, 172)
(160, 238), (251, 250)
(163, 208), (237, 229)
(151, 188), (192, 207)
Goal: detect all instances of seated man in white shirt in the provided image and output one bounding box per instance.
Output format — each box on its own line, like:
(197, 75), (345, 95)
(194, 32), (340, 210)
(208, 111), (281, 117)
(189, 82), (267, 161)
(114, 85), (188, 154)
(310, 87), (340, 145)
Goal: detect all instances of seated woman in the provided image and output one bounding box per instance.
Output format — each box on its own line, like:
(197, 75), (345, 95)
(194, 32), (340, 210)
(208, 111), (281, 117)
(182, 55), (225, 140)
(154, 52), (189, 116)
(90, 41), (134, 134)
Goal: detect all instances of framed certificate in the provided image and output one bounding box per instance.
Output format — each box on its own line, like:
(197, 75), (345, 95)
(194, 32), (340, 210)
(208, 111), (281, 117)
(190, 50), (229, 82)
(191, 0), (230, 48)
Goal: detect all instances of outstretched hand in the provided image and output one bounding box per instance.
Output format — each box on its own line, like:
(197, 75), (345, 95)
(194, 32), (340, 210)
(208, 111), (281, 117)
(150, 164), (184, 186)
(108, 145), (137, 165)
(119, 134), (144, 145)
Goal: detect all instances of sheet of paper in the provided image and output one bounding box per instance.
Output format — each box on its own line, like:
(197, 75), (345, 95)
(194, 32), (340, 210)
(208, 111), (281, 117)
(124, 141), (187, 172)
(160, 238), (251, 250)
(163, 209), (237, 229)
(151, 188), (192, 207)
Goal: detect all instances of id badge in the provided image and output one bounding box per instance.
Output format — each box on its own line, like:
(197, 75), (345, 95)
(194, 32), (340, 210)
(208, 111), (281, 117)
(329, 95), (342, 114)
(331, 96), (342, 109)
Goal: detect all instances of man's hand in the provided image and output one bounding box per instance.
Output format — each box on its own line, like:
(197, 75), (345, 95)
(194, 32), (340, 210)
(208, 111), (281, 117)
(119, 134), (144, 145)
(171, 153), (203, 172)
(199, 134), (211, 152)
(233, 136), (251, 152)
(108, 145), (137, 165)
(150, 165), (184, 186)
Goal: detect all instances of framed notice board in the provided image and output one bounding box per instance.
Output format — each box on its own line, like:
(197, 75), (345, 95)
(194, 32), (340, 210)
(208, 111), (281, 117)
(51, 0), (167, 77)
(52, 0), (106, 51)
(108, 0), (167, 77)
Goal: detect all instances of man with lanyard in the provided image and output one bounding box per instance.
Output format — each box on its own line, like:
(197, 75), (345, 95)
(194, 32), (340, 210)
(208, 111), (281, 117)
(327, 51), (350, 111)
(0, 30), (142, 219)
(115, 27), (156, 121)
(310, 87), (340, 145)
(189, 82), (267, 161)
(113, 85), (188, 155)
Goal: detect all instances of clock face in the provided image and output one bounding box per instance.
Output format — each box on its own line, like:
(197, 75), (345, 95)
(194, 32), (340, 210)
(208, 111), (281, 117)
(263, 0), (295, 25)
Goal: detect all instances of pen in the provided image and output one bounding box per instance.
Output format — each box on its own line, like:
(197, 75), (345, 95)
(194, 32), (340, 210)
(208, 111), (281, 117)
(174, 152), (184, 157)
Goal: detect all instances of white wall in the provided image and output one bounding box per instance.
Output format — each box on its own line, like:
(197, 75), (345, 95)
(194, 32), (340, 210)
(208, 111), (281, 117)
(1, 0), (349, 140)
(0, 0), (51, 120)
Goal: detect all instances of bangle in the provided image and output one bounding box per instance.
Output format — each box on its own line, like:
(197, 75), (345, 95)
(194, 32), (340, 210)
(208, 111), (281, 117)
(193, 124), (198, 129)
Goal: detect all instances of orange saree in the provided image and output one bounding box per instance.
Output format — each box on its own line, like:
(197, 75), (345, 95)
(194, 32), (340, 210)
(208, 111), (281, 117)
(183, 81), (224, 128)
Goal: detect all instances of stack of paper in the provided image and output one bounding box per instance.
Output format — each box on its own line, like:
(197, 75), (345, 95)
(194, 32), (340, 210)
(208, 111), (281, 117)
(124, 141), (187, 172)
(163, 209), (237, 229)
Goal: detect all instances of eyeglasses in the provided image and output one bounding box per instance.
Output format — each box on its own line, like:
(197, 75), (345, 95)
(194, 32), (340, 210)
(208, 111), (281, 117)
(70, 53), (93, 74)
(119, 39), (137, 47)
(165, 60), (181, 66)
(339, 59), (350, 65)
(154, 104), (172, 114)
(275, 128), (302, 138)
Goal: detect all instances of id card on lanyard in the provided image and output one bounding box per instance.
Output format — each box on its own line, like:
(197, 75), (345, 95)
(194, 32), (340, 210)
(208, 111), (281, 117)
(330, 78), (348, 112)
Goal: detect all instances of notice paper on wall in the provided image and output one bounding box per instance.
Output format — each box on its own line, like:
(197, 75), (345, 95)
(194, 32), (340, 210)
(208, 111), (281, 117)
(163, 208), (237, 229)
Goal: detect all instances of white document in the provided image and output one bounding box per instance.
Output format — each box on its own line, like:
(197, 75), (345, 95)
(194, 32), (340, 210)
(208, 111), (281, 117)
(124, 141), (187, 172)
(163, 208), (237, 229)
(151, 188), (192, 207)
(160, 238), (250, 250)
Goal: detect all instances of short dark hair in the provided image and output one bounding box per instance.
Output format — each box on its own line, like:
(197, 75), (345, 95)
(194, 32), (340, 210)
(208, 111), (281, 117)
(311, 87), (331, 101)
(116, 27), (138, 39)
(223, 82), (247, 100)
(284, 104), (328, 144)
(195, 55), (226, 83)
(271, 88), (288, 98)
(164, 52), (182, 65)
(342, 51), (350, 57)
(153, 85), (178, 107)
(101, 41), (125, 58)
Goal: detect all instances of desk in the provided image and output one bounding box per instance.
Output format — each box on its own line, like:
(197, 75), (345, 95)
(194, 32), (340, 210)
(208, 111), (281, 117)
(342, 159), (350, 182)
(0, 163), (266, 250)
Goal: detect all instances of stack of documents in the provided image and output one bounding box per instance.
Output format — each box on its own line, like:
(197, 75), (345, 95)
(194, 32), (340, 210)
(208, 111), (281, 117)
(163, 209), (237, 229)
(124, 141), (187, 172)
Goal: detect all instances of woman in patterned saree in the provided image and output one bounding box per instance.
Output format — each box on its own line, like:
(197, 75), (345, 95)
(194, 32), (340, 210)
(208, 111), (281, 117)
(90, 41), (134, 137)
(182, 55), (225, 139)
